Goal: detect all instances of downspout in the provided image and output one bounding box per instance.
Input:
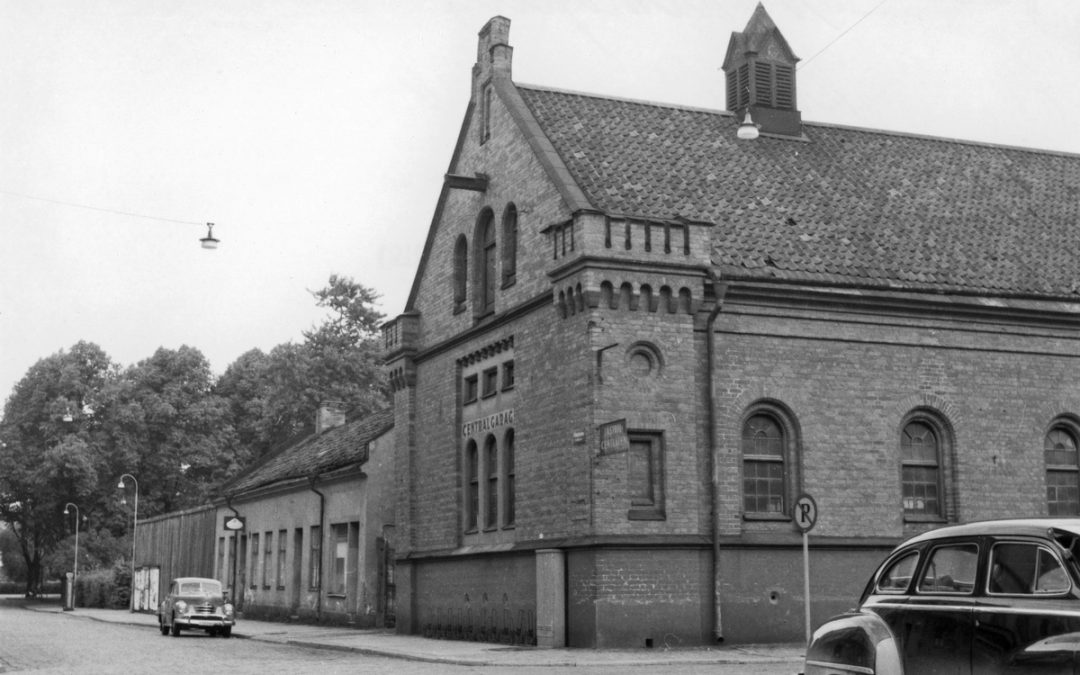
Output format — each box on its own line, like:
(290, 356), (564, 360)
(705, 268), (730, 642)
(309, 476), (326, 620)
(224, 494), (241, 607)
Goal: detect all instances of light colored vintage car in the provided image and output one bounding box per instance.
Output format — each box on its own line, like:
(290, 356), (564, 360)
(157, 577), (236, 637)
(804, 518), (1080, 674)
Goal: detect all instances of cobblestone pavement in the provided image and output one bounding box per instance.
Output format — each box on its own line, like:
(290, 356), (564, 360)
(1, 596), (805, 673)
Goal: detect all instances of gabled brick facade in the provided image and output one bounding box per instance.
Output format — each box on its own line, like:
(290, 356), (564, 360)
(384, 8), (1080, 647)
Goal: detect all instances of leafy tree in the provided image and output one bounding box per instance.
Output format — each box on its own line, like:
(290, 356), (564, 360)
(0, 342), (116, 594)
(215, 275), (389, 465)
(96, 346), (236, 514)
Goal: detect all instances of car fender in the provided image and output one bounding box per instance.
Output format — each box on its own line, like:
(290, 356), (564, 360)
(804, 611), (903, 675)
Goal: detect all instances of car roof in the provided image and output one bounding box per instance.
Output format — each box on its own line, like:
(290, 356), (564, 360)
(904, 518), (1080, 547)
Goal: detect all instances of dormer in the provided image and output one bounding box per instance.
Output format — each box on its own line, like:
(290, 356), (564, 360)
(722, 3), (802, 137)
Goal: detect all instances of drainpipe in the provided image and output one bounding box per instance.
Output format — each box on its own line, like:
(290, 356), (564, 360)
(309, 476), (326, 620)
(224, 494), (241, 608)
(705, 268), (730, 642)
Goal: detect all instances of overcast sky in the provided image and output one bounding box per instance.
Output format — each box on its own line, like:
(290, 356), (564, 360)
(2, 0), (1079, 405)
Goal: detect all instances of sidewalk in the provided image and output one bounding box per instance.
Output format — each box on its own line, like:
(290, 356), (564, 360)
(28, 602), (805, 668)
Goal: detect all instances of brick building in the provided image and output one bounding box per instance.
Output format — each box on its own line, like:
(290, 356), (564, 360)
(382, 7), (1080, 646)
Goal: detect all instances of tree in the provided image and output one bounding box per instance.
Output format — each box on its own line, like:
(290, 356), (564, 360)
(215, 275), (389, 465)
(0, 342), (116, 594)
(96, 346), (236, 515)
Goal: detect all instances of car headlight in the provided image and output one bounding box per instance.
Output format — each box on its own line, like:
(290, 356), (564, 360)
(174, 600), (188, 614)
(223, 603), (234, 616)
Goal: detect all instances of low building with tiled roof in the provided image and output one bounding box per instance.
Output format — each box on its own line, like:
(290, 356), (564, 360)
(382, 6), (1080, 647)
(213, 403), (395, 626)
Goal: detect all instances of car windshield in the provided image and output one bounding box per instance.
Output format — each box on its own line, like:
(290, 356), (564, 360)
(178, 581), (221, 595)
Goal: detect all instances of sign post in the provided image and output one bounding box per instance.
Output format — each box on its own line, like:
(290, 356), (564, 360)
(793, 493), (818, 646)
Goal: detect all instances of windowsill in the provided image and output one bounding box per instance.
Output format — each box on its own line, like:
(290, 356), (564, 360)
(904, 514), (948, 524)
(326, 593), (346, 599)
(628, 509), (666, 521)
(464, 397), (478, 405)
(277, 586), (285, 591)
(453, 303), (466, 315)
(464, 528), (479, 535)
(481, 391), (496, 400)
(743, 513), (791, 522)
(501, 277), (516, 290)
(502, 524), (516, 531)
(483, 526), (498, 533)
(501, 385), (514, 392)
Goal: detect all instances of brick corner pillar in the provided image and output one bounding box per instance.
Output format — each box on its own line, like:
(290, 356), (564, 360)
(535, 548), (566, 648)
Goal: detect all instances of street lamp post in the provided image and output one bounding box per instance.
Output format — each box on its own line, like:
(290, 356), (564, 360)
(63, 502), (80, 609)
(117, 474), (138, 612)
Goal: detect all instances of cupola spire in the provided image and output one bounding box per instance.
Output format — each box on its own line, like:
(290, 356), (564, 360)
(722, 3), (802, 137)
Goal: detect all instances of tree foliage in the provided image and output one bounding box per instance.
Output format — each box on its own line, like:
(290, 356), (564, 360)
(0, 275), (390, 590)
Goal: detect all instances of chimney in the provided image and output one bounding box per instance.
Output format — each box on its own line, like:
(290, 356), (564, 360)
(722, 3), (802, 137)
(472, 16), (512, 104)
(315, 401), (347, 435)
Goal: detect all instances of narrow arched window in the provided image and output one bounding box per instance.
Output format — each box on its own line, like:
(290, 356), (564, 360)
(901, 421), (942, 517)
(453, 235), (468, 313)
(742, 413), (786, 515)
(1046, 424), (1080, 515)
(475, 210), (496, 316)
(504, 429), (515, 527)
(465, 440), (479, 531)
(502, 204), (517, 287)
(484, 435), (498, 529)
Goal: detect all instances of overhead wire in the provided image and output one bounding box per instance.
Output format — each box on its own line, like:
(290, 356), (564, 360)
(0, 188), (204, 226)
(798, 0), (890, 71)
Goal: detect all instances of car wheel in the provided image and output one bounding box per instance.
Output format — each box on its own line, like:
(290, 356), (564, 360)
(170, 616), (181, 637)
(221, 626), (232, 638)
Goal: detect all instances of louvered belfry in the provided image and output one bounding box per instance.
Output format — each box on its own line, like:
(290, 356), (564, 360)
(722, 3), (802, 137)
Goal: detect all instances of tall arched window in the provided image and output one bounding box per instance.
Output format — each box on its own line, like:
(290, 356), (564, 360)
(898, 419), (941, 518)
(475, 209), (496, 316)
(738, 406), (799, 516)
(453, 235), (468, 313)
(501, 204), (517, 286)
(485, 435), (498, 529)
(1046, 423), (1080, 515)
(465, 440), (479, 531)
(504, 429), (515, 527)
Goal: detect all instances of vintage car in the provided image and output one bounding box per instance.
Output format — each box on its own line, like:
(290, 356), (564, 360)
(804, 518), (1080, 674)
(157, 576), (236, 637)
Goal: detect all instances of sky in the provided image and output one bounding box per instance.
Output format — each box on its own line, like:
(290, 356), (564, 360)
(2, 0), (1079, 406)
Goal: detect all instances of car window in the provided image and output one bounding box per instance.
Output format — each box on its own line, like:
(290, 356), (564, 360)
(877, 550), (919, 593)
(918, 543), (978, 594)
(989, 543), (1070, 595)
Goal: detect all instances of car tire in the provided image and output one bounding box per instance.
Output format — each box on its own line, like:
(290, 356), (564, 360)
(170, 617), (181, 637)
(222, 626), (232, 638)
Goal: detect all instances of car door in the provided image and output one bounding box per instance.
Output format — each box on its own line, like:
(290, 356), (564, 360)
(881, 541), (979, 675)
(972, 539), (1080, 674)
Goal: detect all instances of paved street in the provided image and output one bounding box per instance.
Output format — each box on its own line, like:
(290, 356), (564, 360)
(0, 597), (803, 674)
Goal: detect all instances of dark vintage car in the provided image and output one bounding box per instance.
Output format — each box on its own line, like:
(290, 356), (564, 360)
(804, 518), (1080, 674)
(157, 577), (236, 637)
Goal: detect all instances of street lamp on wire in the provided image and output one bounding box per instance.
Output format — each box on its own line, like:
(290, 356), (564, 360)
(117, 474), (138, 611)
(63, 502), (80, 609)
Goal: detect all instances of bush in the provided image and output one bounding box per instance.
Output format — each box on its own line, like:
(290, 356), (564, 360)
(0, 580), (61, 595)
(75, 563), (132, 609)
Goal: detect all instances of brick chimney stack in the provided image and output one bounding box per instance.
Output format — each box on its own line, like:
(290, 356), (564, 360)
(315, 401), (347, 435)
(472, 16), (512, 103)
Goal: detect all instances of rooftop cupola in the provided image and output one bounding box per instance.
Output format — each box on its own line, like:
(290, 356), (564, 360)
(722, 3), (802, 137)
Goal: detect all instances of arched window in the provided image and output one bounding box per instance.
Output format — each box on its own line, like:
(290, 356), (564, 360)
(502, 204), (517, 286)
(741, 403), (800, 518)
(504, 429), (515, 527)
(1046, 423), (1080, 516)
(474, 210), (496, 316)
(465, 440), (479, 531)
(453, 235), (468, 313)
(742, 413), (787, 515)
(898, 419), (941, 518)
(485, 435), (498, 529)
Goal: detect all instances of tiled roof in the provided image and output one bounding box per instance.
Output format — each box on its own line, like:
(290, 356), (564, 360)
(517, 85), (1080, 298)
(225, 407), (393, 495)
